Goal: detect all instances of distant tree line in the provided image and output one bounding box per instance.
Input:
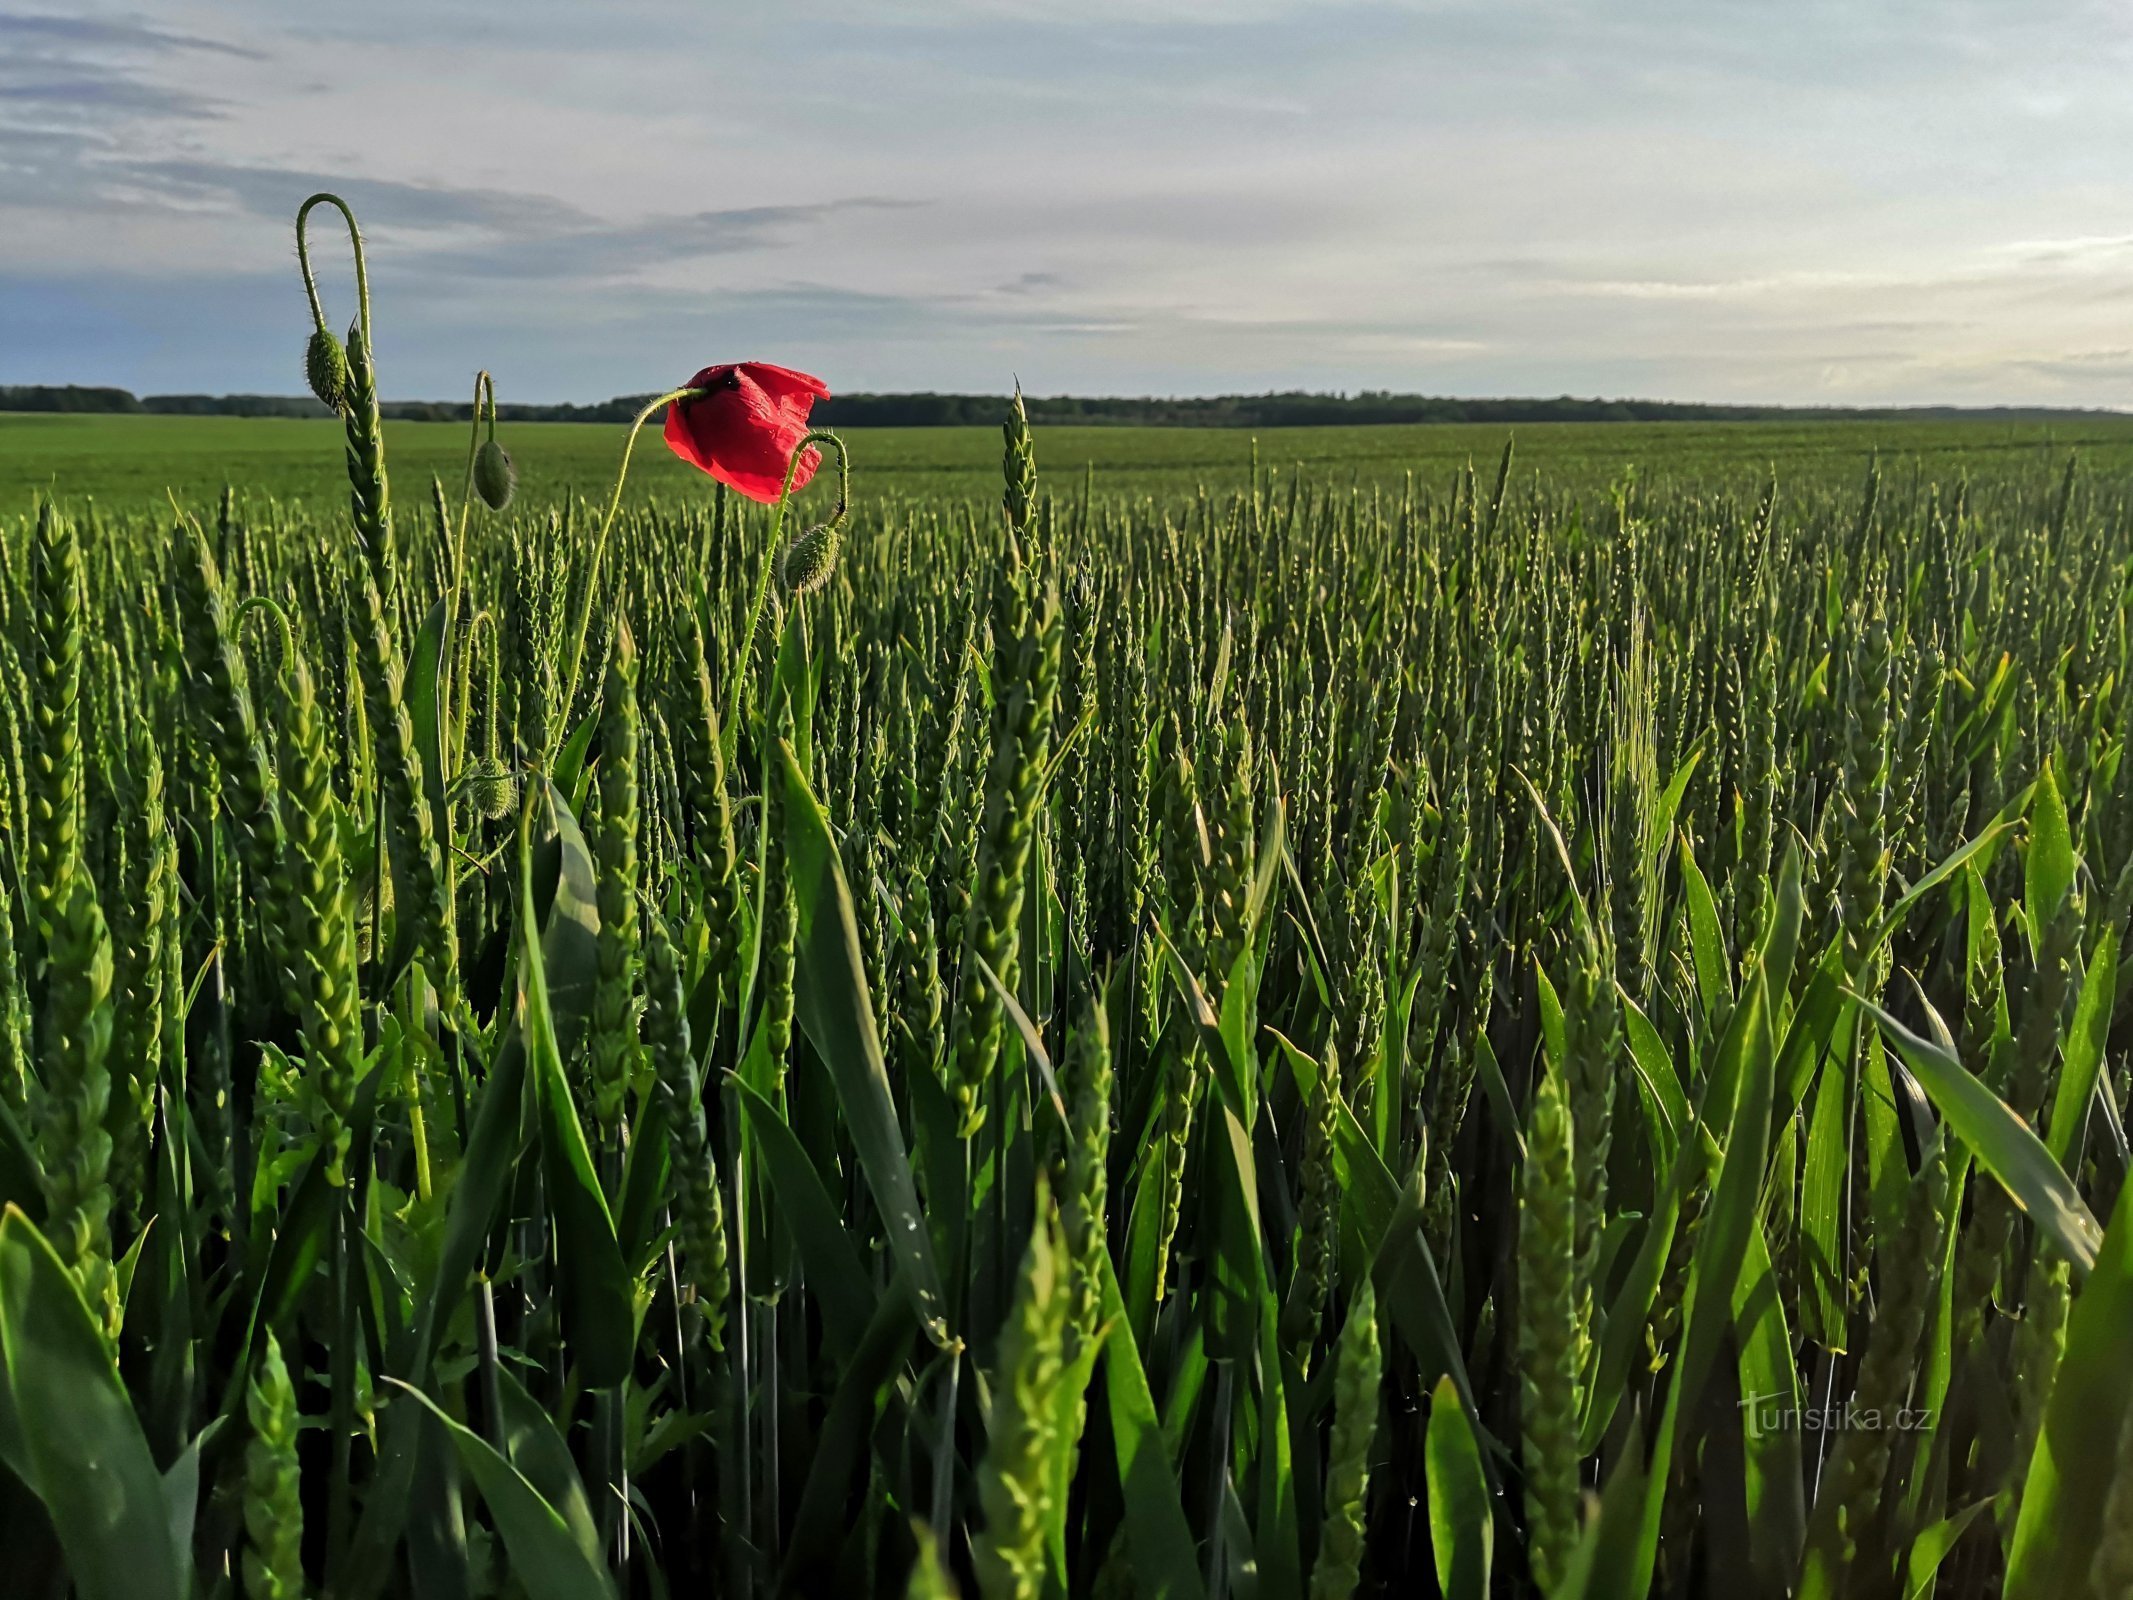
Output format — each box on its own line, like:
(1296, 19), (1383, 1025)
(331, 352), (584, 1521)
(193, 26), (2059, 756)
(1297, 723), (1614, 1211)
(2, 383), (2122, 428)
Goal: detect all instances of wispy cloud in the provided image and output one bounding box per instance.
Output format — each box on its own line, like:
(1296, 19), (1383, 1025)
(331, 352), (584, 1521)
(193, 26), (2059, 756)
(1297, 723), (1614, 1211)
(4, 0), (2133, 404)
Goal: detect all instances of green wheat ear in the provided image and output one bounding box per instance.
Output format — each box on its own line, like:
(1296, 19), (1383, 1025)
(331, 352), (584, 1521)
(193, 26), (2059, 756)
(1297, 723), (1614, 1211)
(590, 615), (643, 1140)
(1310, 1275), (1382, 1600)
(1518, 1057), (1580, 1593)
(973, 1184), (1069, 1600)
(243, 1330), (305, 1600)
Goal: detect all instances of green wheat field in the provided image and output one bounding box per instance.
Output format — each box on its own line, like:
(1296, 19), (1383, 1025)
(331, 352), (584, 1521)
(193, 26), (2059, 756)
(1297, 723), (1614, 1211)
(4, 279), (2133, 1597)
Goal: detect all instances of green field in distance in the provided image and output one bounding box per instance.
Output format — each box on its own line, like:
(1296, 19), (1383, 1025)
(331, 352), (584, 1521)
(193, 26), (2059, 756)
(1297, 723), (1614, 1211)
(8, 409), (2133, 516)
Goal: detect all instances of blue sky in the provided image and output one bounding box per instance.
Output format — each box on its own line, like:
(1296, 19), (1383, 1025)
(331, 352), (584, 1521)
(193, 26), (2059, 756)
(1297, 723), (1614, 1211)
(4, 2), (2132, 405)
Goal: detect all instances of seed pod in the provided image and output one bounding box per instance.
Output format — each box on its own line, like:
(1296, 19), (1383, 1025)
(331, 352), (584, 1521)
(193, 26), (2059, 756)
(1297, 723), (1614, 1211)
(305, 324), (349, 413)
(473, 437), (517, 512)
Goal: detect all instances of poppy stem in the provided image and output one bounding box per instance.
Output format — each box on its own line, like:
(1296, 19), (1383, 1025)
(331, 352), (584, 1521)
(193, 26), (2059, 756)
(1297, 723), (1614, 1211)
(452, 370), (495, 589)
(296, 192), (372, 345)
(727, 429), (846, 745)
(553, 385), (702, 760)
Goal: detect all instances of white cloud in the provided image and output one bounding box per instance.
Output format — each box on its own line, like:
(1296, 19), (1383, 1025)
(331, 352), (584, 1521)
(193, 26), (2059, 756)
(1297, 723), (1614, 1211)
(3, 0), (2133, 405)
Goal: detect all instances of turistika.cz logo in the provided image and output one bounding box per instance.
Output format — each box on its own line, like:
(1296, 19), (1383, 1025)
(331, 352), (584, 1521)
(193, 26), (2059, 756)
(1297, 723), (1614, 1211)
(1739, 1394), (1937, 1439)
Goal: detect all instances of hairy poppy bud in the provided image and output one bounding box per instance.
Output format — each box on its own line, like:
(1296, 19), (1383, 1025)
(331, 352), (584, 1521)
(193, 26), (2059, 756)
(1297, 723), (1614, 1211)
(473, 438), (517, 511)
(466, 758), (516, 821)
(780, 522), (843, 596)
(306, 326), (349, 412)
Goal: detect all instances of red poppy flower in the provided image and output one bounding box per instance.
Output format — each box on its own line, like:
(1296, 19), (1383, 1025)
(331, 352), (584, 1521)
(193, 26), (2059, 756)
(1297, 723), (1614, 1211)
(663, 362), (831, 504)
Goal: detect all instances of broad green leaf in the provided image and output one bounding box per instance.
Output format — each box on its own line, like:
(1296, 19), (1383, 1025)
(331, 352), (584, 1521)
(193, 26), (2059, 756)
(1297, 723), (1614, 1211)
(1098, 1253), (1208, 1600)
(1581, 1136), (1701, 1452)
(406, 780), (598, 1381)
(772, 740), (951, 1346)
(2047, 923), (2118, 1168)
(1733, 1219), (1804, 1590)
(1620, 989), (1686, 1164)
(1534, 960), (1566, 1082)
(2024, 757), (2074, 933)
(1797, 1049), (1849, 1348)
(1266, 1028), (1398, 1248)
(2005, 1169), (2133, 1596)
(519, 797), (635, 1389)
(1425, 1375), (1491, 1600)
(732, 1077), (876, 1360)
(1905, 1502), (1991, 1599)
(0, 1206), (183, 1600)
(1370, 1157), (1498, 1467)
(389, 1383), (618, 1600)
(494, 1366), (601, 1566)
(1679, 831), (1730, 1027)
(1254, 1261), (1302, 1600)
(1859, 996), (2102, 1277)
(1672, 968), (1773, 1451)
(782, 1286), (916, 1593)
(1549, 1409), (1651, 1600)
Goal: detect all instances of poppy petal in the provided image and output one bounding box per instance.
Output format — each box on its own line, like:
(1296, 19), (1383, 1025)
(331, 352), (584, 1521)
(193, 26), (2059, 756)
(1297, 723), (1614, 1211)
(740, 363), (831, 402)
(661, 362), (827, 503)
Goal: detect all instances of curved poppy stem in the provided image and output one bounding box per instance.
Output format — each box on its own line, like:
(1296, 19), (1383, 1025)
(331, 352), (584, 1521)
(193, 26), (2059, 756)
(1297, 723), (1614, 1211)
(451, 370), (495, 590)
(296, 192), (372, 345)
(727, 429), (846, 744)
(551, 385), (703, 760)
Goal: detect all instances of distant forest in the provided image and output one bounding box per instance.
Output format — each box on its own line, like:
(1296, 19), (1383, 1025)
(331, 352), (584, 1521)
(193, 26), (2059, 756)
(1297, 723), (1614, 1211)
(2, 383), (2123, 428)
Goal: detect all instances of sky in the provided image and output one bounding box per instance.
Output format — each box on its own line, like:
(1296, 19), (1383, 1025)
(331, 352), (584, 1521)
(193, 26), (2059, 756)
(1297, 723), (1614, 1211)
(4, 2), (2133, 406)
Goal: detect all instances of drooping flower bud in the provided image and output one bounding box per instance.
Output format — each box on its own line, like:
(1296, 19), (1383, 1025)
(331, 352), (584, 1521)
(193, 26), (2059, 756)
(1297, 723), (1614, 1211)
(779, 522), (843, 596)
(305, 325), (349, 413)
(473, 438), (517, 511)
